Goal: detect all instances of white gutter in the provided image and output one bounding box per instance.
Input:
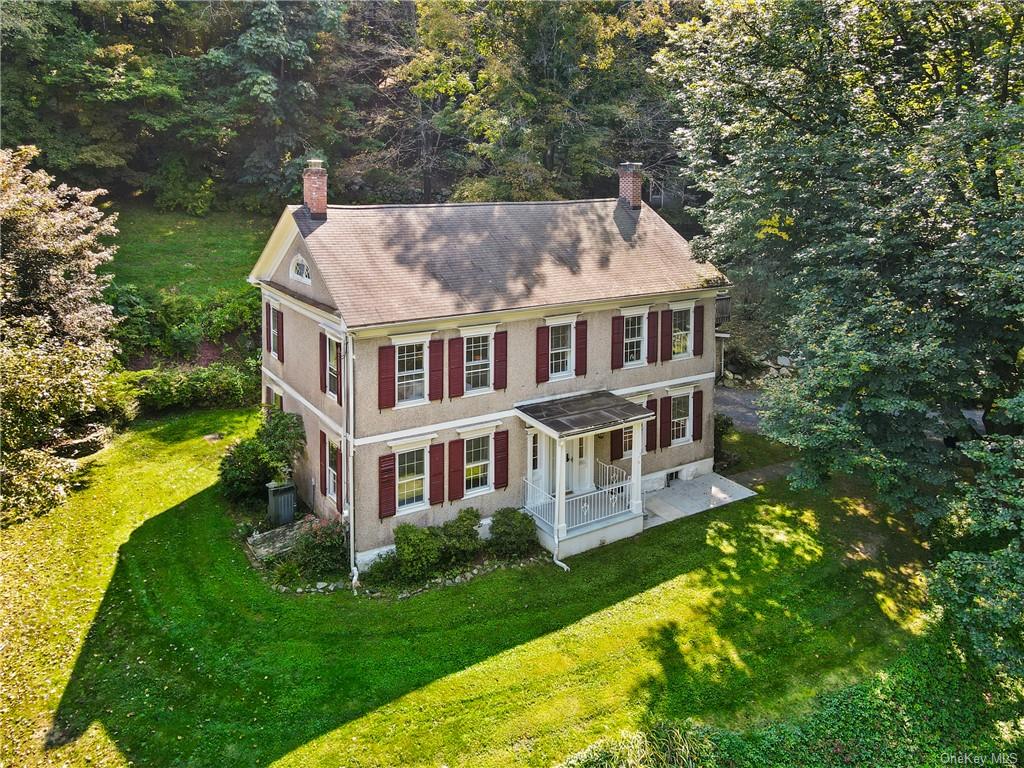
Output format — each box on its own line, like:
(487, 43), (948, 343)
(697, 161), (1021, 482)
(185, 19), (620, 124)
(346, 332), (358, 592)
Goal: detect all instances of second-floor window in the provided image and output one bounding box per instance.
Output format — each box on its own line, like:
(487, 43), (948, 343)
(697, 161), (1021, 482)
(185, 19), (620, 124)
(672, 308), (693, 358)
(327, 440), (339, 500)
(549, 323), (573, 378)
(327, 338), (340, 396)
(396, 342), (426, 404)
(465, 435), (491, 493)
(465, 334), (491, 392)
(671, 393), (692, 443)
(397, 447), (426, 510)
(623, 314), (644, 365)
(270, 309), (281, 358)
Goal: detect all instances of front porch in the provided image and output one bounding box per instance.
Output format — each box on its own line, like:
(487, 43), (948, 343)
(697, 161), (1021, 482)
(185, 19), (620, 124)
(516, 391), (653, 558)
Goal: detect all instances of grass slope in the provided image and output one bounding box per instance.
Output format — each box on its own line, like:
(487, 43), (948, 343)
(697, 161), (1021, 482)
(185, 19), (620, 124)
(100, 203), (276, 296)
(1, 409), (982, 768)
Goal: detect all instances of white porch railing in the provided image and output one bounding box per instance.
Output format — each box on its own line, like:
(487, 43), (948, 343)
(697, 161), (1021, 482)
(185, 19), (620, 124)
(565, 481), (632, 531)
(595, 458), (627, 488)
(524, 479), (555, 529)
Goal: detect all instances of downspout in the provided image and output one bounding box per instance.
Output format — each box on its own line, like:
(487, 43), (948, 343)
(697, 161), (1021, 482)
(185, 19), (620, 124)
(552, 539), (570, 572)
(346, 331), (358, 592)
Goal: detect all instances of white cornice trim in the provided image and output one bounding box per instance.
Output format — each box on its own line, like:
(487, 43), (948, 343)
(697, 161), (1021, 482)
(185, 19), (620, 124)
(259, 283), (345, 331)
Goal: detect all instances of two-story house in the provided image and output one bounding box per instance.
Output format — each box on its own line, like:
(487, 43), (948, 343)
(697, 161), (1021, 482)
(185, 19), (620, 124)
(248, 159), (731, 575)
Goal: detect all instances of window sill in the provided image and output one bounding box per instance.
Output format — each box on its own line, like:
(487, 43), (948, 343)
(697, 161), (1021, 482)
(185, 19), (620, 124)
(395, 502), (429, 517)
(671, 353), (694, 362)
(548, 372), (575, 382)
(670, 437), (694, 447)
(463, 486), (493, 500)
(394, 398), (429, 410)
(462, 387), (493, 398)
(623, 360), (647, 370)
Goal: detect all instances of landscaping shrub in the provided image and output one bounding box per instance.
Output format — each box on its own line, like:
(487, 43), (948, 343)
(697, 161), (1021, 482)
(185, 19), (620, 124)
(361, 550), (400, 585)
(106, 282), (158, 362)
(272, 559), (301, 586)
(93, 370), (142, 426)
(394, 523), (442, 582)
(220, 438), (275, 501)
(489, 507), (538, 557)
(439, 507), (482, 566)
(289, 519), (349, 579)
(134, 361), (259, 411)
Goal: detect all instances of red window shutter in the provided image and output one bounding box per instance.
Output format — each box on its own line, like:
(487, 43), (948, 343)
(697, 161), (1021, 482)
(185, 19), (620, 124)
(574, 320), (587, 377)
(377, 345), (396, 409)
(647, 312), (659, 363)
(342, 339), (350, 405)
(693, 305), (705, 356)
(494, 331), (508, 389)
(660, 396), (672, 449)
(693, 389), (704, 441)
(264, 303), (271, 351)
(610, 429), (624, 461)
(611, 315), (625, 370)
(379, 453), (396, 518)
(319, 332), (327, 393)
(645, 398), (658, 452)
(448, 337), (464, 398)
(660, 309), (673, 362)
(335, 440), (344, 513)
(265, 386), (273, 405)
(448, 439), (464, 501)
(319, 430), (327, 495)
(535, 325), (550, 383)
(429, 443), (445, 505)
(429, 339), (444, 401)
(276, 309), (285, 362)
(494, 430), (509, 489)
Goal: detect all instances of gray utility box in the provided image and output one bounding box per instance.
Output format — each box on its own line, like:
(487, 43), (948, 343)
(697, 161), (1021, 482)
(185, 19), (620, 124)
(266, 481), (296, 526)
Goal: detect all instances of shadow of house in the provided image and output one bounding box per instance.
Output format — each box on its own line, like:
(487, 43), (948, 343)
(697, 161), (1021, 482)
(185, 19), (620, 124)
(48, 479), (928, 767)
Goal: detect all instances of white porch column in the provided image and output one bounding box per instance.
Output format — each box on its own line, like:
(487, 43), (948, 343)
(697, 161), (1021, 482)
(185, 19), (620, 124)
(554, 437), (568, 538)
(630, 422), (643, 517)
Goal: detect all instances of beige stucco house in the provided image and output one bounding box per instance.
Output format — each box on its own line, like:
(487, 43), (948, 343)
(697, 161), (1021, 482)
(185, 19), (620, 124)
(248, 160), (731, 574)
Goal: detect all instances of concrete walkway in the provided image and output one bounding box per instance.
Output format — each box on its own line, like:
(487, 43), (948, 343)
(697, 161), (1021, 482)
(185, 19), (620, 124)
(643, 473), (756, 529)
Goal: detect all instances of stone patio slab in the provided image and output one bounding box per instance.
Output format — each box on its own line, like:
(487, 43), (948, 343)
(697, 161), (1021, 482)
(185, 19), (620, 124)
(643, 473), (756, 529)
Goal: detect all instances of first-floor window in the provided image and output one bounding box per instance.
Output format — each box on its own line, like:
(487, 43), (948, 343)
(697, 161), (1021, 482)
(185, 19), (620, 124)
(530, 432), (539, 471)
(672, 308), (692, 358)
(397, 448), (426, 510)
(549, 323), (572, 378)
(267, 389), (283, 410)
(396, 342), (426, 404)
(327, 440), (339, 500)
(671, 394), (691, 442)
(464, 334), (492, 391)
(327, 338), (340, 396)
(624, 314), (644, 364)
(465, 435), (491, 492)
(622, 425), (634, 456)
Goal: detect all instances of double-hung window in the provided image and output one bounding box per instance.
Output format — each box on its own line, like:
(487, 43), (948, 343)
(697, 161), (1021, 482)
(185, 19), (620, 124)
(397, 447), (426, 511)
(465, 334), (492, 392)
(327, 338), (340, 397)
(672, 307), (693, 358)
(671, 393), (692, 443)
(549, 323), (573, 378)
(326, 440), (339, 500)
(622, 425), (634, 456)
(396, 343), (426, 404)
(270, 309), (281, 359)
(623, 314), (645, 365)
(465, 435), (491, 493)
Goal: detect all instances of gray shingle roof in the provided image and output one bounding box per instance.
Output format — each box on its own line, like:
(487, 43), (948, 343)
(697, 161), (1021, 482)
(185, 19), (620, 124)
(516, 391), (655, 438)
(290, 199), (728, 328)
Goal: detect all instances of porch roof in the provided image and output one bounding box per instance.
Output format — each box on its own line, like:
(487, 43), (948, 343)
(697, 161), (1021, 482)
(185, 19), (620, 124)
(515, 391), (654, 438)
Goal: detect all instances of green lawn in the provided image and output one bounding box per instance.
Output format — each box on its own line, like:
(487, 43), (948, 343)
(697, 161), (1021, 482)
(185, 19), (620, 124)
(100, 203), (276, 296)
(722, 429), (798, 475)
(0, 409), (977, 768)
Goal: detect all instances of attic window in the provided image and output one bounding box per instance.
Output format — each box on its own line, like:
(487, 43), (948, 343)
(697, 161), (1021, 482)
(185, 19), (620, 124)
(291, 256), (312, 285)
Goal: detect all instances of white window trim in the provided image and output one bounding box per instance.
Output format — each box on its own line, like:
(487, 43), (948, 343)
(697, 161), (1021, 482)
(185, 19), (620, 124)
(326, 337), (341, 397)
(669, 386), (695, 447)
(459, 323), (499, 337)
(623, 393), (650, 458)
(463, 431), (495, 499)
(270, 307), (282, 361)
(463, 330), (495, 396)
(386, 433), (438, 451)
(395, 444), (430, 515)
(544, 313), (578, 326)
(621, 311), (648, 369)
(290, 255), (312, 285)
(670, 305), (695, 361)
(389, 330), (434, 346)
(619, 304), (651, 317)
(326, 439), (340, 501)
(456, 420), (502, 438)
(547, 320), (575, 381)
(394, 339), (429, 408)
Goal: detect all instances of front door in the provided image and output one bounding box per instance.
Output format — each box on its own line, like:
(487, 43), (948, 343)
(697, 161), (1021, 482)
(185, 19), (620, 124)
(564, 436), (594, 494)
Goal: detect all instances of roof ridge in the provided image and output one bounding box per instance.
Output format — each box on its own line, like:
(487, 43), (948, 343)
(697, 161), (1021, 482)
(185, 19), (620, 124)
(293, 198), (620, 212)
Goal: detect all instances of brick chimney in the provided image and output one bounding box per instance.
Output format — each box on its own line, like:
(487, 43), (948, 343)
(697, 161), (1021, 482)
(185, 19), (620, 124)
(618, 162), (642, 210)
(303, 158), (327, 220)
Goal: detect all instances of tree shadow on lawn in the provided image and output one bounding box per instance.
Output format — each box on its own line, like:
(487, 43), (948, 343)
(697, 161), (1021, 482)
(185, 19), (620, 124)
(47, 479), (929, 767)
